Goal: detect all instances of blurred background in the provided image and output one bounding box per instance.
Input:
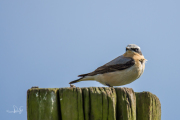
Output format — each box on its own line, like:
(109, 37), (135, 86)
(1, 1), (180, 120)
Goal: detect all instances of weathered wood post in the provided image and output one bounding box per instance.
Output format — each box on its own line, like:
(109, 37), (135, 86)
(27, 87), (161, 120)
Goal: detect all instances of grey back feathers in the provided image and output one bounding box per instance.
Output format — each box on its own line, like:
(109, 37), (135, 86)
(105, 55), (132, 66)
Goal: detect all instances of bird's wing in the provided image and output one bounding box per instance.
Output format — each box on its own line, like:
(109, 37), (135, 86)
(105, 55), (132, 65)
(78, 55), (135, 77)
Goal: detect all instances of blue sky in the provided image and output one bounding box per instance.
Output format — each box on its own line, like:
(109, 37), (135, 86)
(1, 1), (180, 120)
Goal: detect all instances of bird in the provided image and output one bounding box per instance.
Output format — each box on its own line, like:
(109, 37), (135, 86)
(69, 44), (147, 87)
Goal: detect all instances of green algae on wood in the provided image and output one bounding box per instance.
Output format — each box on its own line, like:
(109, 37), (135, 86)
(88, 87), (116, 120)
(115, 88), (136, 120)
(105, 87), (116, 120)
(81, 88), (90, 120)
(27, 88), (60, 120)
(59, 87), (84, 120)
(27, 87), (161, 120)
(136, 92), (161, 120)
(89, 87), (103, 120)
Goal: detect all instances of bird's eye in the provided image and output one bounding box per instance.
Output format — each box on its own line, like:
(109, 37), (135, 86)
(131, 48), (138, 52)
(135, 48), (138, 52)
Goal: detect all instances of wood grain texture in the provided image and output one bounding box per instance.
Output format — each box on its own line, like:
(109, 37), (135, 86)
(136, 92), (161, 120)
(115, 88), (136, 120)
(27, 87), (161, 120)
(59, 87), (84, 120)
(88, 87), (116, 120)
(27, 88), (60, 120)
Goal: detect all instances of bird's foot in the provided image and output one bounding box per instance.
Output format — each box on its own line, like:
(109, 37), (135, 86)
(106, 84), (112, 87)
(70, 84), (76, 88)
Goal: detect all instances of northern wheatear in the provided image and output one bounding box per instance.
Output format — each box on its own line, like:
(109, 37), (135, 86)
(69, 44), (147, 87)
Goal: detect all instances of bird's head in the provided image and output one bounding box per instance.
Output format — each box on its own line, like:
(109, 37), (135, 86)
(125, 44), (142, 55)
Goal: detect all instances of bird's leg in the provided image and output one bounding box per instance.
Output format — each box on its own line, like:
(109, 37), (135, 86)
(106, 84), (112, 87)
(70, 84), (76, 88)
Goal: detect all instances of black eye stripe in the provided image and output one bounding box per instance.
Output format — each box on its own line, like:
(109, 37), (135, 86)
(126, 47), (142, 55)
(131, 48), (138, 51)
(126, 48), (141, 53)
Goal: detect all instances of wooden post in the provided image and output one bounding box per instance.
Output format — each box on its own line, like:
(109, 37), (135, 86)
(59, 87), (84, 120)
(136, 92), (161, 120)
(115, 88), (136, 120)
(27, 88), (60, 120)
(27, 87), (161, 120)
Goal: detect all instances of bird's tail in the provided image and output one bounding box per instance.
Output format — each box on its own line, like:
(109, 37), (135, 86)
(69, 76), (95, 84)
(69, 78), (82, 84)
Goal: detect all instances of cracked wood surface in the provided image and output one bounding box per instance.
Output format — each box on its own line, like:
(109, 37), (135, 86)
(27, 87), (161, 120)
